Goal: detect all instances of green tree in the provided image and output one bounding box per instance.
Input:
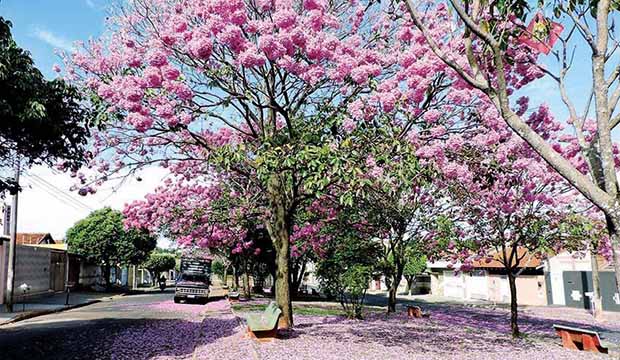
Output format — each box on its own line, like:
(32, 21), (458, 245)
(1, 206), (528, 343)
(211, 260), (226, 282)
(66, 207), (156, 289)
(316, 234), (381, 319)
(142, 252), (176, 286)
(0, 17), (90, 193)
(403, 249), (427, 296)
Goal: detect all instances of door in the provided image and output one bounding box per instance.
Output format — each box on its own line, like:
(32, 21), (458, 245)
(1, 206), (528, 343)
(49, 252), (65, 292)
(563, 271), (590, 310)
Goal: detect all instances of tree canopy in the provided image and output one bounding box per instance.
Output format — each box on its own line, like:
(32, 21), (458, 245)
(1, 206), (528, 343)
(142, 252), (177, 284)
(67, 207), (157, 287)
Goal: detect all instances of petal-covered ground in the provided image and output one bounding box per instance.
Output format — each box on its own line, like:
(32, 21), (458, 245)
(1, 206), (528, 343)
(106, 298), (618, 360)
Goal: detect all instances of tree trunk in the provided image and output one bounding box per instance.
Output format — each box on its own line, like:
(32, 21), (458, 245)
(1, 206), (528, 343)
(387, 272), (403, 313)
(103, 265), (111, 291)
(266, 174), (293, 329)
(243, 266), (251, 299)
(274, 233), (292, 328)
(233, 266), (239, 290)
(223, 265), (229, 286)
(590, 251), (604, 319)
(405, 276), (414, 296)
(605, 215), (620, 297)
(507, 272), (519, 337)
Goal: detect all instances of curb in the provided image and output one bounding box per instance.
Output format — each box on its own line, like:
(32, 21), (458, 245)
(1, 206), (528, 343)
(0, 300), (100, 326)
(0, 294), (124, 327)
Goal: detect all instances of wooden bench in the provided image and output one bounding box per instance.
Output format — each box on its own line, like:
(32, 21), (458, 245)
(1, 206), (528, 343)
(246, 302), (282, 342)
(553, 324), (618, 354)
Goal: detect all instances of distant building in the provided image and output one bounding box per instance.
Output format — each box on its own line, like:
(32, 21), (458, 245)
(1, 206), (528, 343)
(0, 233), (69, 304)
(427, 248), (547, 306)
(427, 249), (620, 312)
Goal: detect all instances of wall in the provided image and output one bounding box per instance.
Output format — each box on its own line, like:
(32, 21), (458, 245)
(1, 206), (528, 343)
(430, 271), (444, 296)
(0, 239), (6, 303)
(15, 245), (53, 299)
(79, 263), (102, 287)
(516, 275), (547, 306)
(443, 270), (466, 299)
(464, 270), (488, 300)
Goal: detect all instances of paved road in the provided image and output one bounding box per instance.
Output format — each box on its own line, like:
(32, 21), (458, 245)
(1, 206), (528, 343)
(0, 289), (205, 360)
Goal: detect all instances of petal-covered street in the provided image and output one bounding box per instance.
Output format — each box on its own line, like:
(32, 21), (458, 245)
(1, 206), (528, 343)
(1, 291), (618, 360)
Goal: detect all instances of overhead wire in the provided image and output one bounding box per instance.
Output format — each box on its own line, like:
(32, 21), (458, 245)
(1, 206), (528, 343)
(21, 176), (89, 213)
(22, 172), (94, 212)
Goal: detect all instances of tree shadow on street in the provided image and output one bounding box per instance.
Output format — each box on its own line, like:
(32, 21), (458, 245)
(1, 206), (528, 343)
(0, 315), (240, 360)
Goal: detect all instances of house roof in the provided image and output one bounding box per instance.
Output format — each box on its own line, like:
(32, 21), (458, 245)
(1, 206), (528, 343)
(471, 247), (543, 269)
(23, 243), (68, 251)
(15, 233), (55, 245)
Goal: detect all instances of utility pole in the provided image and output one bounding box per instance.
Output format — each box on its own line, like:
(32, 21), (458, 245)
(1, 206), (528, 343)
(2, 203), (9, 236)
(4, 159), (20, 312)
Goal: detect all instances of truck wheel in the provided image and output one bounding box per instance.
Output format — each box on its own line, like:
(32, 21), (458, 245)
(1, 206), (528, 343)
(174, 297), (180, 304)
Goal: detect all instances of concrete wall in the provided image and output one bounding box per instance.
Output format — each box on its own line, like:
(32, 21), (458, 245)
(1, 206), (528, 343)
(13, 245), (53, 299)
(516, 275), (547, 306)
(1, 244), (56, 303)
(428, 269), (546, 306)
(430, 271), (444, 296)
(79, 263), (102, 287)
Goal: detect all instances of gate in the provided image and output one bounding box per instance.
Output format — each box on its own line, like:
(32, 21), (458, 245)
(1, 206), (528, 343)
(562, 271), (620, 312)
(49, 252), (65, 292)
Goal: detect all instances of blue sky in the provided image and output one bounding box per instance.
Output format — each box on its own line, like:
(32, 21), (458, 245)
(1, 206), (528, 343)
(1, 0), (107, 79)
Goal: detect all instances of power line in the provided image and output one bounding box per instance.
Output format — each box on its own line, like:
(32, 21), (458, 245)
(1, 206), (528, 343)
(23, 173), (94, 212)
(22, 177), (90, 213)
(27, 172), (95, 211)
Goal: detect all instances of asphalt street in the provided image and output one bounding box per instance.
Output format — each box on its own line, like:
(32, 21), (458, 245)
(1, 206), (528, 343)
(0, 290), (202, 360)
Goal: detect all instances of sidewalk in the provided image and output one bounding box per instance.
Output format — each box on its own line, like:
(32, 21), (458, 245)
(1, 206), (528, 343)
(0, 291), (123, 325)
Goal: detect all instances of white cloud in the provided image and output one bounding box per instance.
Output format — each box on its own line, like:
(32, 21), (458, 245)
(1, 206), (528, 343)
(1, 165), (171, 247)
(31, 27), (74, 52)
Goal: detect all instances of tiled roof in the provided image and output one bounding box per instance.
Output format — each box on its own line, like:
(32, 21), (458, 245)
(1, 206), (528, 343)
(472, 247), (543, 269)
(15, 233), (54, 245)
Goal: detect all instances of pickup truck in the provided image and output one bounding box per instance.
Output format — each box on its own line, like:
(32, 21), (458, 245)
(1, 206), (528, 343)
(174, 257), (211, 304)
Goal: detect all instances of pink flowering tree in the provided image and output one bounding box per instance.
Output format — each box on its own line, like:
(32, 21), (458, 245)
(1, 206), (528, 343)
(65, 0), (416, 327)
(430, 104), (589, 337)
(404, 0), (620, 295)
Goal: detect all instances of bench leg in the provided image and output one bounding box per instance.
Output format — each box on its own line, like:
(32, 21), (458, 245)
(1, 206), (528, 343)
(248, 327), (278, 342)
(582, 335), (608, 354)
(582, 335), (598, 352)
(558, 331), (579, 350)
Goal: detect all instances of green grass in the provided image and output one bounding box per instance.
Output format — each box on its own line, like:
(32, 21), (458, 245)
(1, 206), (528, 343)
(232, 302), (384, 317)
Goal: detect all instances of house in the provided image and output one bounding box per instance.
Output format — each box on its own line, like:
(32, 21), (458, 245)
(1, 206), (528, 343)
(427, 248), (547, 306)
(0, 233), (70, 304)
(544, 251), (619, 312)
